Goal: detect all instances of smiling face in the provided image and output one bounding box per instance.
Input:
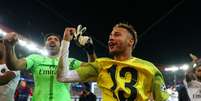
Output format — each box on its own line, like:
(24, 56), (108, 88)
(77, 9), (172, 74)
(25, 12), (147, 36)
(45, 35), (61, 56)
(108, 27), (134, 56)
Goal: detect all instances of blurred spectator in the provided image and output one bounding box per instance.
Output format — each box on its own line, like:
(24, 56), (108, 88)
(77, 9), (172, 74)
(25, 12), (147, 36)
(167, 85), (178, 101)
(15, 80), (31, 101)
(79, 83), (96, 101)
(0, 39), (20, 101)
(178, 54), (201, 101)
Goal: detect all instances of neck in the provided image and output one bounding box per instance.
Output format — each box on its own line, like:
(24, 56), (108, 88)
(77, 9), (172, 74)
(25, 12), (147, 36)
(113, 50), (132, 61)
(48, 54), (58, 58)
(48, 50), (59, 58)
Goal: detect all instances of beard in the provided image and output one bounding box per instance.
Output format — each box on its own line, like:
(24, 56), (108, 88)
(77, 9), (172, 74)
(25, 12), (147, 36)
(46, 46), (59, 56)
(109, 49), (125, 58)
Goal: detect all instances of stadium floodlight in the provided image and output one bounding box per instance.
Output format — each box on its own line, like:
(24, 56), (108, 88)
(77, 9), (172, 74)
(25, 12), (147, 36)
(164, 66), (179, 72)
(18, 39), (27, 46)
(0, 28), (48, 55)
(180, 64), (189, 71)
(28, 43), (38, 51)
(0, 29), (7, 36)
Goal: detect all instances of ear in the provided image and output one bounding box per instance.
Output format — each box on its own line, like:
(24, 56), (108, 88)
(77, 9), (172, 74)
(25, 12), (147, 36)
(128, 38), (134, 47)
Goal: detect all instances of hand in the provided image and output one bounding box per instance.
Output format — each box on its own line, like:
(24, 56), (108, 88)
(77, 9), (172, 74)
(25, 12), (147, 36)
(73, 24), (87, 40)
(74, 25), (94, 54)
(63, 27), (76, 41)
(4, 32), (18, 47)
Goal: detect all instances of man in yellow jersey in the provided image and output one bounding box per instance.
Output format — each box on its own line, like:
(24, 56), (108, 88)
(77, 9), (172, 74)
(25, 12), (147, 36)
(57, 23), (169, 101)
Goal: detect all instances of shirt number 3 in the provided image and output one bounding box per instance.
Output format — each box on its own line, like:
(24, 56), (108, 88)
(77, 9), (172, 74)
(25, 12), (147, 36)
(107, 64), (138, 101)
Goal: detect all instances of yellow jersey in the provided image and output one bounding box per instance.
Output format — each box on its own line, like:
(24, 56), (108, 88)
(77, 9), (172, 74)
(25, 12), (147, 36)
(76, 57), (169, 101)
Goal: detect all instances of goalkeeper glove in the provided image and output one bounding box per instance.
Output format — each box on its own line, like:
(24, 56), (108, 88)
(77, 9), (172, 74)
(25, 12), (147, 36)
(73, 25), (95, 54)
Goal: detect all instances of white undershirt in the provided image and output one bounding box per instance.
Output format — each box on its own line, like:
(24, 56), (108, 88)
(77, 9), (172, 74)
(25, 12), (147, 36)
(0, 64), (20, 101)
(184, 79), (201, 101)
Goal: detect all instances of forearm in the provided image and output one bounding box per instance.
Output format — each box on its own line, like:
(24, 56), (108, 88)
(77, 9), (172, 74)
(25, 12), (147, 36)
(5, 46), (18, 69)
(57, 40), (80, 82)
(84, 39), (96, 62)
(87, 52), (96, 62)
(5, 45), (26, 70)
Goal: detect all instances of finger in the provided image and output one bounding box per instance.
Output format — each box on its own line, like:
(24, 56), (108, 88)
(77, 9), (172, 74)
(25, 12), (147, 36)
(78, 36), (90, 46)
(69, 28), (76, 35)
(77, 25), (82, 34)
(80, 27), (87, 35)
(74, 25), (82, 39)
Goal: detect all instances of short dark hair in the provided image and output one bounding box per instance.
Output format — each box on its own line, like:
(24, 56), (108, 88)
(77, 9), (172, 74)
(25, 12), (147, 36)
(44, 33), (62, 42)
(114, 23), (138, 49)
(83, 83), (91, 91)
(193, 59), (201, 71)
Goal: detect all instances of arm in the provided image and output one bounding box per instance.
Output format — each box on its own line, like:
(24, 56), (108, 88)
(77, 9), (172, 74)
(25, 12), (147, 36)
(57, 27), (98, 83)
(86, 50), (96, 62)
(57, 41), (98, 83)
(85, 39), (96, 62)
(57, 40), (81, 82)
(0, 71), (16, 85)
(57, 27), (81, 82)
(152, 73), (169, 101)
(5, 46), (26, 70)
(4, 32), (27, 70)
(73, 24), (97, 62)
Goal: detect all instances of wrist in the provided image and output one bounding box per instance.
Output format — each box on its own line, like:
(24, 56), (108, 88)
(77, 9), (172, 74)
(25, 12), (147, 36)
(84, 43), (95, 54)
(61, 40), (70, 49)
(63, 38), (71, 42)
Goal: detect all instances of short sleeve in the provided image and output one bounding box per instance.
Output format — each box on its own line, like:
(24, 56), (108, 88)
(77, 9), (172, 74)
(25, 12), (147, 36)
(25, 54), (38, 70)
(76, 62), (99, 82)
(68, 58), (82, 70)
(152, 73), (169, 101)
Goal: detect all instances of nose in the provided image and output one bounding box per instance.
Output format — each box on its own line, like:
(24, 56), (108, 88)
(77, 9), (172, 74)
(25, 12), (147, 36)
(109, 34), (114, 42)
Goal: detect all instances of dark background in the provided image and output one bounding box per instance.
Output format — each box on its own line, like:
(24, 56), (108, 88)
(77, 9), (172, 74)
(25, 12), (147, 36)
(0, 0), (198, 66)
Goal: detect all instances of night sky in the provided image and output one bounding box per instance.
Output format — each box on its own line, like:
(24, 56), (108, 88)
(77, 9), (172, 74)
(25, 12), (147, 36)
(0, 0), (199, 66)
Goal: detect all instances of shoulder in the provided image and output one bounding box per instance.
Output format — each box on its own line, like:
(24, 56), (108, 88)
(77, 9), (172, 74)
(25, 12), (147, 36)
(134, 57), (156, 67)
(96, 57), (112, 62)
(93, 57), (113, 67)
(134, 57), (160, 73)
(26, 54), (44, 59)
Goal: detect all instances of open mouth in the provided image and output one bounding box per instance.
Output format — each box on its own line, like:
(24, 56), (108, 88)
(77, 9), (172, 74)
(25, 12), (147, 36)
(108, 42), (116, 49)
(49, 43), (56, 47)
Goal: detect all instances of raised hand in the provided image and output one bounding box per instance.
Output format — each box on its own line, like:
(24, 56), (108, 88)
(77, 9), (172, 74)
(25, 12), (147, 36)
(73, 24), (94, 54)
(4, 32), (18, 47)
(63, 27), (76, 41)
